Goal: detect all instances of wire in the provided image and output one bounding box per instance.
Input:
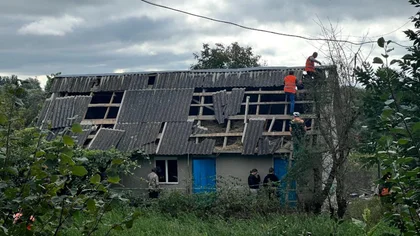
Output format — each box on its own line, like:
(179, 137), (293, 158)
(139, 0), (376, 46)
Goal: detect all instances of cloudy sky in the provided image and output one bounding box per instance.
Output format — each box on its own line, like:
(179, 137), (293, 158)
(0, 0), (416, 88)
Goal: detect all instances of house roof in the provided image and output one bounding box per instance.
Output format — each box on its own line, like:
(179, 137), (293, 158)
(41, 66), (333, 155)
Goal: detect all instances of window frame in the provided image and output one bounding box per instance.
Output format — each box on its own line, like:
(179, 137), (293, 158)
(154, 157), (178, 185)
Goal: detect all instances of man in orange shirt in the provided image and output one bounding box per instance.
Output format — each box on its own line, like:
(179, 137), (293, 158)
(305, 52), (322, 78)
(284, 71), (302, 115)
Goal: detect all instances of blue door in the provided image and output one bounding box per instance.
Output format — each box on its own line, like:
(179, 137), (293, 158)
(192, 158), (216, 193)
(274, 158), (297, 207)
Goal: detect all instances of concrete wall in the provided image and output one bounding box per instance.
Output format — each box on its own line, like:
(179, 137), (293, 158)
(215, 155), (274, 188)
(121, 156), (191, 193)
(121, 154), (280, 192)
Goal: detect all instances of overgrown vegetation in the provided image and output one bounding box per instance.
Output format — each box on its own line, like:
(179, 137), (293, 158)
(355, 0), (420, 234)
(0, 78), (141, 235)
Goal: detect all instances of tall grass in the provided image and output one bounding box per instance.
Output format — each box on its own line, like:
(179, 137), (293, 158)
(65, 207), (397, 236)
(62, 189), (398, 236)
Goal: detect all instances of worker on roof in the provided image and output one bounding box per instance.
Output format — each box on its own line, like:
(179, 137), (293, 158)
(289, 112), (308, 156)
(305, 52), (322, 78)
(284, 71), (302, 115)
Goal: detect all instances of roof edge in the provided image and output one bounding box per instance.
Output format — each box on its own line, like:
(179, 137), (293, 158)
(57, 65), (335, 78)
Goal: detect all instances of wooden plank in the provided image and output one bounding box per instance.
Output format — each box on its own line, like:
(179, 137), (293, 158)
(256, 88), (261, 115)
(88, 103), (120, 107)
(190, 101), (314, 107)
(244, 96), (250, 123)
(188, 114), (316, 120)
(104, 92), (116, 119)
(81, 119), (116, 125)
(223, 119), (231, 148)
(192, 89), (308, 96)
(191, 131), (291, 138)
(268, 117), (276, 132)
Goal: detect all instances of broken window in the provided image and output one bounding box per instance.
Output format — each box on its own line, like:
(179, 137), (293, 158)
(155, 158), (178, 183)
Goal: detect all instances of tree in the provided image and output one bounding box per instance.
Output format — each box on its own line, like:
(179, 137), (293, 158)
(190, 42), (263, 69)
(0, 78), (141, 235)
(291, 21), (371, 218)
(356, 1), (420, 233)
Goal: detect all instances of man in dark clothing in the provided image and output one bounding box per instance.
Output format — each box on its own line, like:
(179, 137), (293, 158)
(248, 168), (261, 194)
(263, 167), (280, 199)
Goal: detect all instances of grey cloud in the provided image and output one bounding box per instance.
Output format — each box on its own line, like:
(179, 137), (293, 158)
(0, 0), (416, 79)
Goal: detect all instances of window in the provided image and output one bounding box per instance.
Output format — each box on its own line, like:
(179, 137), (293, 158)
(155, 158), (178, 184)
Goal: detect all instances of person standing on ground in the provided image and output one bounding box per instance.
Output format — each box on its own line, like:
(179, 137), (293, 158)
(263, 167), (280, 199)
(305, 52), (322, 78)
(284, 71), (302, 115)
(148, 168), (160, 199)
(248, 169), (261, 194)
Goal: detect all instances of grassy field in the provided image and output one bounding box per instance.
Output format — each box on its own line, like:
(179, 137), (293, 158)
(65, 208), (398, 236)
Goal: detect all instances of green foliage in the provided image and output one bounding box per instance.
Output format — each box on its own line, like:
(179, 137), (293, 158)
(355, 1), (420, 234)
(0, 79), (141, 235)
(191, 42), (263, 69)
(64, 207), (397, 236)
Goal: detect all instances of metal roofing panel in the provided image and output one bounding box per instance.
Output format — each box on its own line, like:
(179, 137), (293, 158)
(37, 99), (51, 126)
(192, 125), (209, 135)
(39, 96), (92, 129)
(114, 122), (161, 152)
(258, 137), (271, 155)
(142, 143), (157, 155)
(45, 125), (92, 146)
(117, 89), (193, 123)
(88, 128), (125, 150)
(212, 90), (227, 124)
(187, 139), (215, 155)
(242, 118), (266, 155)
(157, 121), (193, 155)
(226, 88), (245, 116)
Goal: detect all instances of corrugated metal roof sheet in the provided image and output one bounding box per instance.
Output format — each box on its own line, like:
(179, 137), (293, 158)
(212, 90), (227, 124)
(242, 118), (266, 155)
(116, 89), (193, 123)
(88, 128), (125, 150)
(212, 88), (245, 124)
(157, 121), (193, 155)
(54, 66), (335, 91)
(226, 88), (245, 115)
(192, 125), (209, 135)
(187, 139), (215, 155)
(38, 96), (92, 129)
(58, 66), (336, 77)
(258, 137), (271, 155)
(45, 125), (93, 146)
(114, 122), (161, 152)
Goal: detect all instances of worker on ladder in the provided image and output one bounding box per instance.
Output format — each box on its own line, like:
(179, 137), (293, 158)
(284, 71), (302, 115)
(289, 112), (308, 157)
(305, 52), (322, 79)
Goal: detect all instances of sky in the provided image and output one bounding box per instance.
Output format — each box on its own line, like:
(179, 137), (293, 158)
(0, 0), (416, 88)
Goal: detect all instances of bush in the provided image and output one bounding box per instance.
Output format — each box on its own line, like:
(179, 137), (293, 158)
(144, 176), (290, 219)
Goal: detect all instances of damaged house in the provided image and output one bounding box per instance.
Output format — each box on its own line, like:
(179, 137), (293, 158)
(39, 66), (334, 205)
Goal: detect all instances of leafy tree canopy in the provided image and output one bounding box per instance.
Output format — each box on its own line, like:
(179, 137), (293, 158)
(190, 42), (263, 69)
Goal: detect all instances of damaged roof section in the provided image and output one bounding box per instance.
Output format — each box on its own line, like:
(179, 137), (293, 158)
(242, 118), (266, 155)
(116, 89), (194, 123)
(114, 122), (161, 152)
(212, 88), (245, 123)
(258, 137), (282, 155)
(45, 125), (94, 146)
(50, 74), (149, 93)
(187, 139), (216, 155)
(38, 96), (92, 129)
(157, 121), (194, 155)
(88, 128), (125, 150)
